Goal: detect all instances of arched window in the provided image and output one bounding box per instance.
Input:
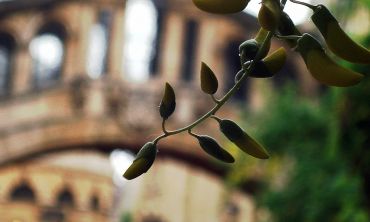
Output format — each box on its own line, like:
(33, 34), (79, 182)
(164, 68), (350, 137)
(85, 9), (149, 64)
(57, 188), (75, 208)
(86, 9), (112, 79)
(224, 40), (249, 102)
(90, 195), (100, 210)
(0, 32), (15, 97)
(30, 22), (66, 89)
(181, 19), (199, 82)
(225, 202), (240, 220)
(123, 0), (158, 82)
(10, 182), (36, 202)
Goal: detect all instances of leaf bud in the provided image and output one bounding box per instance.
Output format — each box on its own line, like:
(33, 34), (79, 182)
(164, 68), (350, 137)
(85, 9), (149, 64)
(200, 62), (218, 94)
(123, 142), (158, 180)
(159, 83), (176, 119)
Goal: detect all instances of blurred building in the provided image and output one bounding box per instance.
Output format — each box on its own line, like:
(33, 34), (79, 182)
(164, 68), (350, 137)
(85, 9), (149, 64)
(0, 0), (307, 221)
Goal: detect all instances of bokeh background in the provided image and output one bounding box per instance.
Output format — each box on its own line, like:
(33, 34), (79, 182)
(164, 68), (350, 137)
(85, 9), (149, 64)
(0, 0), (369, 221)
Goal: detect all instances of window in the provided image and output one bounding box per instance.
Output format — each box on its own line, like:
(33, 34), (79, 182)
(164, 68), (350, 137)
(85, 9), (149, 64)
(123, 0), (158, 82)
(86, 10), (112, 79)
(57, 188), (75, 208)
(90, 195), (100, 210)
(224, 202), (240, 222)
(0, 32), (15, 97)
(181, 19), (199, 82)
(30, 22), (66, 89)
(10, 183), (36, 202)
(149, 6), (164, 76)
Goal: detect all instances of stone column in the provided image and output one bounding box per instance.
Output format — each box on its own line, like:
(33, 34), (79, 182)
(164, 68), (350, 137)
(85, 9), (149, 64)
(196, 19), (221, 86)
(107, 7), (125, 80)
(63, 4), (95, 81)
(13, 42), (32, 94)
(159, 12), (185, 83)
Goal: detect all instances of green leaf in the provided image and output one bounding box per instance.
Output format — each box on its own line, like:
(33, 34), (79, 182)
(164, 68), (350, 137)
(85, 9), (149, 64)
(159, 83), (176, 119)
(200, 62), (218, 94)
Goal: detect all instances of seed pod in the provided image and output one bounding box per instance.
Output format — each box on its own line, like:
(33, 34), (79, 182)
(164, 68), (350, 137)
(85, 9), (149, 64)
(216, 118), (270, 159)
(237, 47), (286, 80)
(258, 0), (281, 31)
(251, 47), (286, 78)
(192, 0), (250, 14)
(195, 135), (235, 163)
(296, 34), (364, 87)
(278, 11), (302, 48)
(312, 5), (370, 64)
(293, 3), (370, 64)
(200, 62), (218, 94)
(159, 83), (176, 119)
(123, 142), (157, 180)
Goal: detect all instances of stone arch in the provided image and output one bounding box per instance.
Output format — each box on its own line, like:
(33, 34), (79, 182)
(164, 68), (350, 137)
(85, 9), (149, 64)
(0, 31), (16, 97)
(9, 181), (36, 202)
(0, 26), (21, 46)
(56, 186), (75, 208)
(36, 20), (68, 41)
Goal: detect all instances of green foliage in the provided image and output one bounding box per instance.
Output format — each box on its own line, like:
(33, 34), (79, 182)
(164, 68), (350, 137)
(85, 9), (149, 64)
(121, 213), (133, 222)
(229, 83), (370, 221)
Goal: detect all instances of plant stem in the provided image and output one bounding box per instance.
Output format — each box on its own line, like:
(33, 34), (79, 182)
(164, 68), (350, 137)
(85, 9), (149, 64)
(161, 119), (168, 134)
(211, 94), (220, 104)
(289, 0), (316, 10)
(153, 0), (289, 145)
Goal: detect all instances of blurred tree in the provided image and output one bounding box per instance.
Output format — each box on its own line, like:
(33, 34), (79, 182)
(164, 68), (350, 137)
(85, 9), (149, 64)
(225, 2), (370, 221)
(227, 78), (370, 221)
(340, 34), (370, 210)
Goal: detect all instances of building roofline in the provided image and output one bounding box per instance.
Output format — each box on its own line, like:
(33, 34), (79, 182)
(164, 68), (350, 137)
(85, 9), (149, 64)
(0, 0), (59, 16)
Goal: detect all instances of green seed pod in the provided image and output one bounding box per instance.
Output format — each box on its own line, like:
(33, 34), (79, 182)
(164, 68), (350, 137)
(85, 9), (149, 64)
(123, 142), (157, 180)
(258, 0), (281, 31)
(310, 4), (370, 64)
(196, 135), (235, 163)
(159, 83), (176, 119)
(219, 119), (244, 141)
(253, 28), (271, 60)
(252, 47), (286, 78)
(217, 119), (270, 159)
(296, 34), (363, 87)
(278, 11), (302, 48)
(237, 47), (286, 80)
(200, 62), (218, 94)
